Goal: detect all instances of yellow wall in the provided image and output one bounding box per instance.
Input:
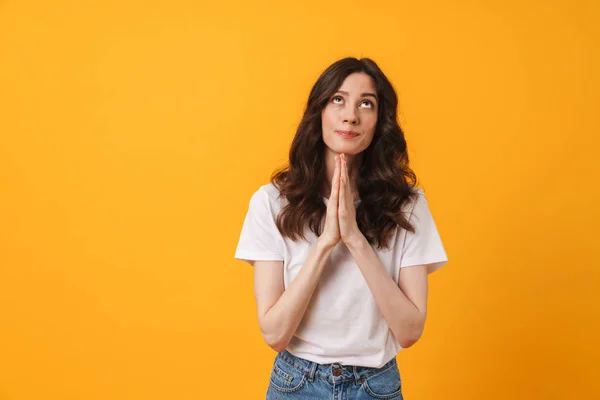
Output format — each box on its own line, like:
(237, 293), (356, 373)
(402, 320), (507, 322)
(1, 1), (598, 399)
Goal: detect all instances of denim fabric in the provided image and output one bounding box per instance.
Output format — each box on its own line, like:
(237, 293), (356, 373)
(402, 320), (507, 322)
(266, 350), (403, 400)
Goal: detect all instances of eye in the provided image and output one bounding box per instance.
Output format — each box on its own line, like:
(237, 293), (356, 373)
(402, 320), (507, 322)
(331, 96), (375, 109)
(361, 100), (374, 108)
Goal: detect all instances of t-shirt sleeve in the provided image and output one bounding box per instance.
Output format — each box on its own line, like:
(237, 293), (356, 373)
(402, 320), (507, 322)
(234, 187), (285, 266)
(399, 190), (448, 274)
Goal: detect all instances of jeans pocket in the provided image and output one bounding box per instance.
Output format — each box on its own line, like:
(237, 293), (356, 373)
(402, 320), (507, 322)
(361, 362), (403, 399)
(268, 355), (307, 394)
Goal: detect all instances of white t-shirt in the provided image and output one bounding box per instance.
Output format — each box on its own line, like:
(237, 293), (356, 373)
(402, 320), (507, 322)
(234, 183), (448, 368)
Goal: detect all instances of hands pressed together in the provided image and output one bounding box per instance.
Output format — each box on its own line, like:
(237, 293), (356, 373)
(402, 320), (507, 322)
(320, 154), (365, 248)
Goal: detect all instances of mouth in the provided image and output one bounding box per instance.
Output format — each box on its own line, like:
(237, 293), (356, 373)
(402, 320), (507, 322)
(335, 130), (359, 139)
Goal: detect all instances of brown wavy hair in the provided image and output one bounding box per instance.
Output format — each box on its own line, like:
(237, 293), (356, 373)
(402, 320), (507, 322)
(270, 57), (420, 250)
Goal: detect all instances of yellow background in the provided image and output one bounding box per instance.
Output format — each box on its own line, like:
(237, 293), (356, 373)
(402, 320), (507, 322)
(1, 0), (598, 399)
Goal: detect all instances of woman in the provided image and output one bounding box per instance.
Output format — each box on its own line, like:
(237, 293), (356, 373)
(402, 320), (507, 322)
(234, 57), (448, 399)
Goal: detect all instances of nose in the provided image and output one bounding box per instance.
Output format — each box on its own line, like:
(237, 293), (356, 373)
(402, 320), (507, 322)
(342, 106), (359, 125)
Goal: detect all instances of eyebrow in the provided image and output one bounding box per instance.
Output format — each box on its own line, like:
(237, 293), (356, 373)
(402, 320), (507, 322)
(336, 90), (378, 102)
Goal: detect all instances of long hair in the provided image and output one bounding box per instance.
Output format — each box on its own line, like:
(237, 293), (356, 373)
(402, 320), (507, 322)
(270, 57), (419, 250)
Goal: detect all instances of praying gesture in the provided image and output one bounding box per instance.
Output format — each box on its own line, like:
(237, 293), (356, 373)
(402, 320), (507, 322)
(319, 153), (364, 248)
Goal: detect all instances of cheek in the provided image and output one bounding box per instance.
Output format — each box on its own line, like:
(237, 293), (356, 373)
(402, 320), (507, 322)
(366, 116), (378, 134)
(322, 116), (337, 138)
(322, 109), (334, 127)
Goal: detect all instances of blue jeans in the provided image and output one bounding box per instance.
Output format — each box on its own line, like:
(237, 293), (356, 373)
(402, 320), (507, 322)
(266, 350), (403, 399)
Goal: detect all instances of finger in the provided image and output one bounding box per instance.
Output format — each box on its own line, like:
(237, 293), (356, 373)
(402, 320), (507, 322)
(345, 158), (353, 209)
(339, 157), (346, 212)
(329, 155), (340, 212)
(341, 156), (346, 189)
(344, 161), (354, 205)
(344, 158), (350, 203)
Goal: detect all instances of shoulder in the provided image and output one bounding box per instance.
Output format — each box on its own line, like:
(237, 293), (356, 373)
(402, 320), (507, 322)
(402, 186), (426, 212)
(253, 182), (282, 202)
(412, 186), (425, 198)
(260, 182), (281, 198)
(249, 182), (285, 214)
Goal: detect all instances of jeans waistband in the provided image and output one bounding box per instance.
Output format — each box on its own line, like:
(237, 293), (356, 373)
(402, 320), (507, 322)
(277, 350), (397, 384)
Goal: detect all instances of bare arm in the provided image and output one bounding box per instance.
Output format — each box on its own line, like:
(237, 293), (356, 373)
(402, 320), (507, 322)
(253, 238), (335, 352)
(336, 154), (428, 348)
(253, 156), (343, 352)
(252, 155), (343, 352)
(346, 235), (428, 348)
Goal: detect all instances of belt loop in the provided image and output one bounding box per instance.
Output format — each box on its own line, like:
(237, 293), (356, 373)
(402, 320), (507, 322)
(353, 365), (361, 383)
(308, 361), (318, 382)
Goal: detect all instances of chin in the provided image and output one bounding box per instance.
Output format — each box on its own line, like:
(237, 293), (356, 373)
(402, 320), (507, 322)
(334, 148), (361, 157)
(324, 140), (355, 153)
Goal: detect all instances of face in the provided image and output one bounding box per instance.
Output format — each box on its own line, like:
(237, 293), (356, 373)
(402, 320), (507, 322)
(321, 72), (378, 157)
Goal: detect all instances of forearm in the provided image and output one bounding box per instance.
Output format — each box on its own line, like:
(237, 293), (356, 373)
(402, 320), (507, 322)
(346, 235), (425, 348)
(261, 238), (335, 351)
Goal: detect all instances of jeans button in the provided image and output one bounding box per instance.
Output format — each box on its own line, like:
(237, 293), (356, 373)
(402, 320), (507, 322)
(333, 368), (342, 376)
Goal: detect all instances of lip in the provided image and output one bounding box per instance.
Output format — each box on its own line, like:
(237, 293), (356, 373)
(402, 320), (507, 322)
(336, 130), (359, 138)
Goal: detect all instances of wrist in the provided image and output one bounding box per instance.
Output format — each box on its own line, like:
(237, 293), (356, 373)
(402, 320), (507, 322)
(344, 232), (368, 252)
(316, 236), (337, 253)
